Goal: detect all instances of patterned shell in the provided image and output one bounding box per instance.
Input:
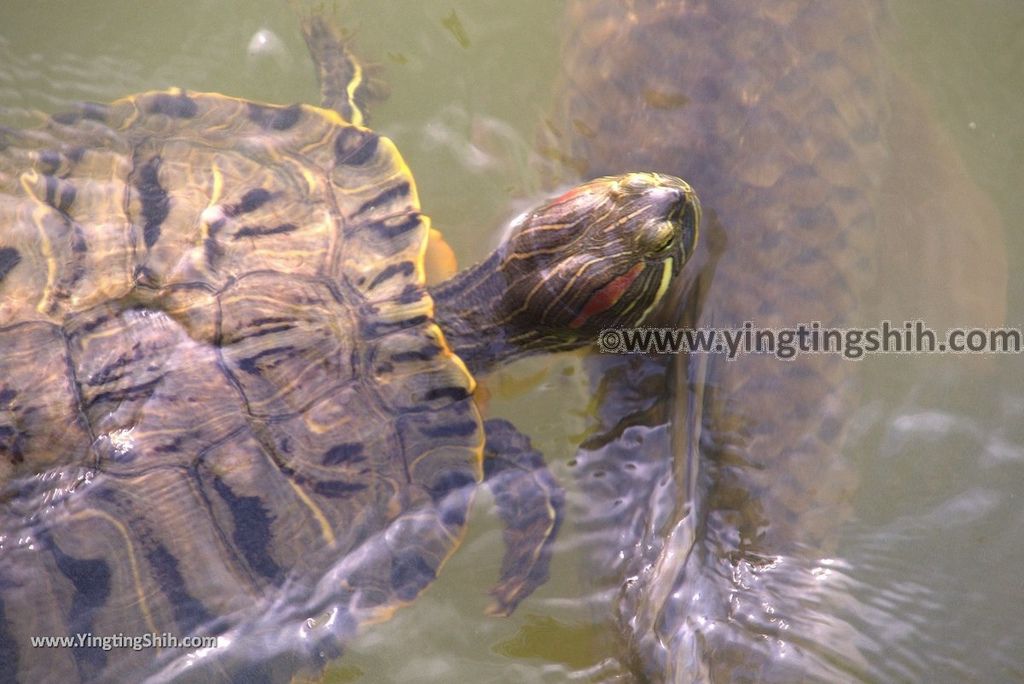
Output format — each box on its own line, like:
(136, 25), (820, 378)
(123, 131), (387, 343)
(0, 89), (481, 680)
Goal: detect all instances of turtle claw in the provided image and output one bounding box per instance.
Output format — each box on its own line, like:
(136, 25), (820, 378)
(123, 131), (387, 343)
(482, 419), (565, 615)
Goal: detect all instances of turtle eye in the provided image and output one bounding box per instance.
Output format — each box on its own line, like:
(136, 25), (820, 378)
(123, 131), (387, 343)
(638, 220), (676, 256)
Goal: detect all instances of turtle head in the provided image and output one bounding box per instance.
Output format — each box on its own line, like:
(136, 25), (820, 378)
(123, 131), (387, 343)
(497, 173), (700, 336)
(431, 173), (699, 374)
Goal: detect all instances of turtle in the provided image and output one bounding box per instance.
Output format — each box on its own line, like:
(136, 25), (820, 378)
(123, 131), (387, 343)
(545, 1), (1009, 682)
(0, 13), (700, 683)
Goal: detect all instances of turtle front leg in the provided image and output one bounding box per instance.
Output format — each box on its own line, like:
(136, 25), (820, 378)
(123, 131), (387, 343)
(482, 418), (565, 616)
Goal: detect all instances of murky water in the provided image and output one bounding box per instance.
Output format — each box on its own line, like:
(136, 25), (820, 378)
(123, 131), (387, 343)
(841, 3), (1024, 680)
(0, 1), (1022, 682)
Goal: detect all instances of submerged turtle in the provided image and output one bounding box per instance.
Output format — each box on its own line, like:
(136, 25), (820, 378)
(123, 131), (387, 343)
(549, 1), (1006, 682)
(0, 14), (699, 683)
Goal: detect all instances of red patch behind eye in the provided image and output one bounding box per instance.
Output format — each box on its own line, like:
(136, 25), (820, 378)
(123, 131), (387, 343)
(569, 262), (645, 329)
(555, 185), (587, 204)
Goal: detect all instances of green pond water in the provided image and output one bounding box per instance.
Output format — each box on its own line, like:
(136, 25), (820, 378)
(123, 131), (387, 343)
(0, 1), (1022, 682)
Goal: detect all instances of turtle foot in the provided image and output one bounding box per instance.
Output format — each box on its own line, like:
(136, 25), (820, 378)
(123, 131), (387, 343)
(482, 418), (565, 616)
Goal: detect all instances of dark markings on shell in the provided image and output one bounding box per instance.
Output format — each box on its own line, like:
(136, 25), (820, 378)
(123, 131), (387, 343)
(423, 466), (475, 505)
(78, 312), (110, 335)
(425, 470), (476, 528)
(134, 156), (170, 249)
(211, 477), (282, 583)
(236, 324), (295, 341)
(228, 188), (274, 216)
(0, 388), (16, 404)
(424, 386), (470, 403)
(352, 181), (411, 217)
(144, 541), (216, 633)
(204, 237), (224, 270)
(207, 216), (226, 235)
(395, 284), (425, 306)
(52, 102), (111, 126)
(312, 480), (368, 498)
(153, 434), (187, 454)
(246, 103), (303, 132)
(363, 213), (421, 240)
(70, 224), (88, 254)
(43, 216), (89, 313)
(397, 314), (429, 329)
(391, 551), (437, 602)
(147, 91), (198, 119)
(46, 536), (111, 668)
(360, 314), (429, 339)
(418, 420), (477, 439)
(87, 343), (145, 386)
(333, 127), (378, 166)
(80, 102), (109, 122)
(43, 174), (58, 205)
(233, 223), (298, 239)
(0, 247), (21, 282)
(251, 316), (293, 326)
(132, 264), (158, 288)
(321, 442), (365, 466)
(236, 346), (297, 376)
(47, 247), (87, 314)
(86, 375), (163, 409)
(0, 424), (25, 464)
(441, 504), (467, 529)
(51, 111), (79, 126)
(275, 458), (297, 477)
(43, 175), (77, 215)
(367, 261), (415, 290)
(389, 347), (440, 364)
(38, 150), (61, 175)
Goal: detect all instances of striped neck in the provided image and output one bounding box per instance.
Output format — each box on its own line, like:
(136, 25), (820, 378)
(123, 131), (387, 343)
(426, 174), (699, 375)
(428, 250), (581, 377)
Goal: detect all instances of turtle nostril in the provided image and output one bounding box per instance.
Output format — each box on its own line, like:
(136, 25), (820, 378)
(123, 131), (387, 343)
(646, 185), (686, 219)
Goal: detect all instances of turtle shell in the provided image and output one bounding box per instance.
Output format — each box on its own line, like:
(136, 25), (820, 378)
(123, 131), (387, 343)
(0, 89), (481, 680)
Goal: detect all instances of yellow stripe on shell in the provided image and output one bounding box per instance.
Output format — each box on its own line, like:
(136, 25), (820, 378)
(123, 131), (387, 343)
(427, 322), (477, 396)
(199, 162), (225, 245)
(65, 507), (160, 636)
(210, 161), (224, 205)
(19, 170), (57, 314)
(288, 479), (337, 546)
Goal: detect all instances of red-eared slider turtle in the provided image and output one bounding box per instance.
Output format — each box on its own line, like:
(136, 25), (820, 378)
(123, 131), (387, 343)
(0, 14), (699, 683)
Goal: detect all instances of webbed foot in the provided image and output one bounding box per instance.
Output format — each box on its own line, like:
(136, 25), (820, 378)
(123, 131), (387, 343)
(482, 418), (565, 616)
